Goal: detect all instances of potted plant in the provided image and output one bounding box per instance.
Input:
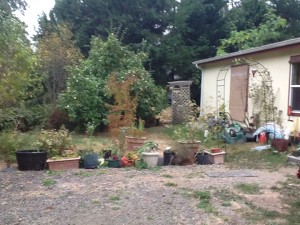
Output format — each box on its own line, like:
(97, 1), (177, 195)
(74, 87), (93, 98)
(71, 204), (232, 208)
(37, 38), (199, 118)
(137, 141), (160, 168)
(36, 126), (80, 171)
(195, 151), (211, 165)
(106, 147), (121, 168)
(125, 118), (147, 151)
(79, 122), (99, 169)
(121, 151), (139, 167)
(174, 122), (201, 165)
(2, 131), (48, 171)
(1, 131), (47, 171)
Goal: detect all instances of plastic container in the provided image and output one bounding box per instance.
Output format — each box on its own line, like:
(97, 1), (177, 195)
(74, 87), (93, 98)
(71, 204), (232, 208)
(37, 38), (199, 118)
(195, 152), (211, 165)
(271, 139), (289, 152)
(163, 150), (175, 166)
(16, 150), (47, 171)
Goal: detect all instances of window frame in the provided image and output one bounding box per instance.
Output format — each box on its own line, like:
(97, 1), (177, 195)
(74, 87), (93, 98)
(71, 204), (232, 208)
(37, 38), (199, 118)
(289, 55), (300, 117)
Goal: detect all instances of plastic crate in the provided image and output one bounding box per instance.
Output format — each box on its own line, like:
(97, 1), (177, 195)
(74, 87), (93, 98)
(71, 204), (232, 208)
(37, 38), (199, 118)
(271, 139), (289, 152)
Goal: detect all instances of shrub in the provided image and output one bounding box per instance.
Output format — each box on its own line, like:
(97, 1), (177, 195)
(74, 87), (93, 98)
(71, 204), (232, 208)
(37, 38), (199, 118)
(58, 34), (167, 126)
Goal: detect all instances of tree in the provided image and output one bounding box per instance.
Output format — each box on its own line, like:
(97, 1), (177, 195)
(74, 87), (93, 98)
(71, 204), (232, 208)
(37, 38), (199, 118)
(270, 0), (300, 38)
(0, 2), (42, 130)
(217, 8), (286, 54)
(36, 24), (83, 103)
(0, 12), (40, 108)
(58, 34), (167, 126)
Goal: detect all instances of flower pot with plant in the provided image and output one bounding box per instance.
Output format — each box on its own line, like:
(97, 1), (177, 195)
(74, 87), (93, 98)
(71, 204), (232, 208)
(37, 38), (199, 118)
(1, 131), (47, 171)
(0, 130), (47, 171)
(36, 126), (79, 171)
(125, 119), (147, 151)
(79, 122), (100, 169)
(173, 101), (202, 164)
(121, 151), (139, 167)
(137, 141), (160, 168)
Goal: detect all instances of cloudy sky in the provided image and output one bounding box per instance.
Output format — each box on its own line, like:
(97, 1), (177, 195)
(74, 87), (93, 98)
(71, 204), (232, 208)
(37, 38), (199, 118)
(16, 0), (55, 39)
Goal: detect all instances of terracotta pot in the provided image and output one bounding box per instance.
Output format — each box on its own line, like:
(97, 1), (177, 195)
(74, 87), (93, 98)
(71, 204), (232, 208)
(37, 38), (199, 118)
(47, 157), (80, 171)
(211, 148), (221, 153)
(177, 141), (201, 165)
(125, 136), (146, 151)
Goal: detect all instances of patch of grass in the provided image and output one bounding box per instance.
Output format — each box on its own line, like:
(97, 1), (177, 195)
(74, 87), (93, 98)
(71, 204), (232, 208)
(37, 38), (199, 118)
(235, 183), (260, 194)
(91, 200), (100, 204)
(193, 191), (211, 200)
(109, 195), (120, 201)
(197, 201), (215, 213)
(149, 166), (162, 172)
(42, 178), (56, 186)
(244, 204), (282, 223)
(162, 174), (173, 178)
(165, 182), (177, 187)
(193, 191), (216, 213)
(134, 160), (148, 170)
(73, 171), (92, 177)
(215, 188), (240, 201)
(45, 170), (64, 176)
(278, 177), (300, 225)
(221, 201), (231, 207)
(112, 206), (120, 210)
(225, 143), (288, 169)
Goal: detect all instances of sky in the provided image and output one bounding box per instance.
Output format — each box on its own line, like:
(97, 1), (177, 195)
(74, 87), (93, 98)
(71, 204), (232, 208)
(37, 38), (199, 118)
(16, 0), (55, 39)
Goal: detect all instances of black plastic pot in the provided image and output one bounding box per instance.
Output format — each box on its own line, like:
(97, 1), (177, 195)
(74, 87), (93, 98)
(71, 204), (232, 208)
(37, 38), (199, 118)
(163, 150), (175, 166)
(16, 150), (47, 171)
(82, 153), (99, 169)
(196, 152), (211, 165)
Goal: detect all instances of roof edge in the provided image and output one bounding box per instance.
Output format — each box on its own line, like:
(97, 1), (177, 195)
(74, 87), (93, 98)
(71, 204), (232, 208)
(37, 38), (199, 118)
(192, 37), (300, 66)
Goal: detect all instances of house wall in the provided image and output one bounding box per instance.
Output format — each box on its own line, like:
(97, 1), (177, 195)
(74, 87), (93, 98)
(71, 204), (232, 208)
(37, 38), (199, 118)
(200, 45), (300, 132)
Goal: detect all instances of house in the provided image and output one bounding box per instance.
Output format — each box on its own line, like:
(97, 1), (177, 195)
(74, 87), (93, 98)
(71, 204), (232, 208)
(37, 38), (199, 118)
(192, 38), (300, 135)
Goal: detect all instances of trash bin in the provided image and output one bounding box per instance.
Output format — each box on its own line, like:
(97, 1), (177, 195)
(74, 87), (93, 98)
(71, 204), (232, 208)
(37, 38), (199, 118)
(163, 148), (175, 166)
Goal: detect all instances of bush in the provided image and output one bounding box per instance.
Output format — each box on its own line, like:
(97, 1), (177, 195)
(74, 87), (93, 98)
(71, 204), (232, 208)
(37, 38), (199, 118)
(59, 34), (167, 126)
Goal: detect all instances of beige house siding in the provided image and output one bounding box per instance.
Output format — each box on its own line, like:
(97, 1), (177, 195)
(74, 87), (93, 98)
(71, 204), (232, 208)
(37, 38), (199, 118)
(199, 45), (300, 131)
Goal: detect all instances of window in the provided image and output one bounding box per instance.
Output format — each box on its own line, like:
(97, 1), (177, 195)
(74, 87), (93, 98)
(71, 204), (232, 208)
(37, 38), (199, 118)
(289, 56), (300, 116)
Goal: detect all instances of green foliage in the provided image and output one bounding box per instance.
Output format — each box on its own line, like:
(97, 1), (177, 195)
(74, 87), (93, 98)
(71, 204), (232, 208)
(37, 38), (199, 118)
(0, 12), (42, 109)
(59, 34), (167, 125)
(235, 183), (261, 194)
(164, 182), (177, 187)
(36, 24), (83, 104)
(35, 126), (72, 157)
(0, 104), (50, 131)
(0, 131), (19, 167)
(217, 9), (286, 54)
(134, 160), (148, 169)
(42, 178), (56, 187)
(137, 141), (159, 155)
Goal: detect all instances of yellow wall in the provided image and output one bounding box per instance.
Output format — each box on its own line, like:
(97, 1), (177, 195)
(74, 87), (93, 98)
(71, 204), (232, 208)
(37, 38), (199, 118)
(200, 46), (300, 132)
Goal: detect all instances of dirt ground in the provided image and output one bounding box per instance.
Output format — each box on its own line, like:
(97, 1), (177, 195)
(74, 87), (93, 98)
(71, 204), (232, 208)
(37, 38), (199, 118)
(0, 108), (298, 224)
(0, 128), (298, 225)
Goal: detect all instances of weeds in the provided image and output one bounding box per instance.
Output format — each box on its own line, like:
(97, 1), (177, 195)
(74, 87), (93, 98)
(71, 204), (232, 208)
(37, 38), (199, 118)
(193, 191), (215, 213)
(225, 143), (288, 169)
(162, 174), (173, 178)
(235, 183), (260, 194)
(109, 195), (120, 201)
(165, 182), (177, 187)
(73, 171), (92, 177)
(42, 178), (56, 186)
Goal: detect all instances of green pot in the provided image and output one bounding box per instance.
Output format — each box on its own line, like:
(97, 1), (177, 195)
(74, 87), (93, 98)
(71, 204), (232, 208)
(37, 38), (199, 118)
(106, 159), (120, 168)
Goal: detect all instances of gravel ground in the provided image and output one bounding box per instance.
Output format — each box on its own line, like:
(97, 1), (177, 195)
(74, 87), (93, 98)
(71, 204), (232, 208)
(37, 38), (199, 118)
(0, 164), (296, 225)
